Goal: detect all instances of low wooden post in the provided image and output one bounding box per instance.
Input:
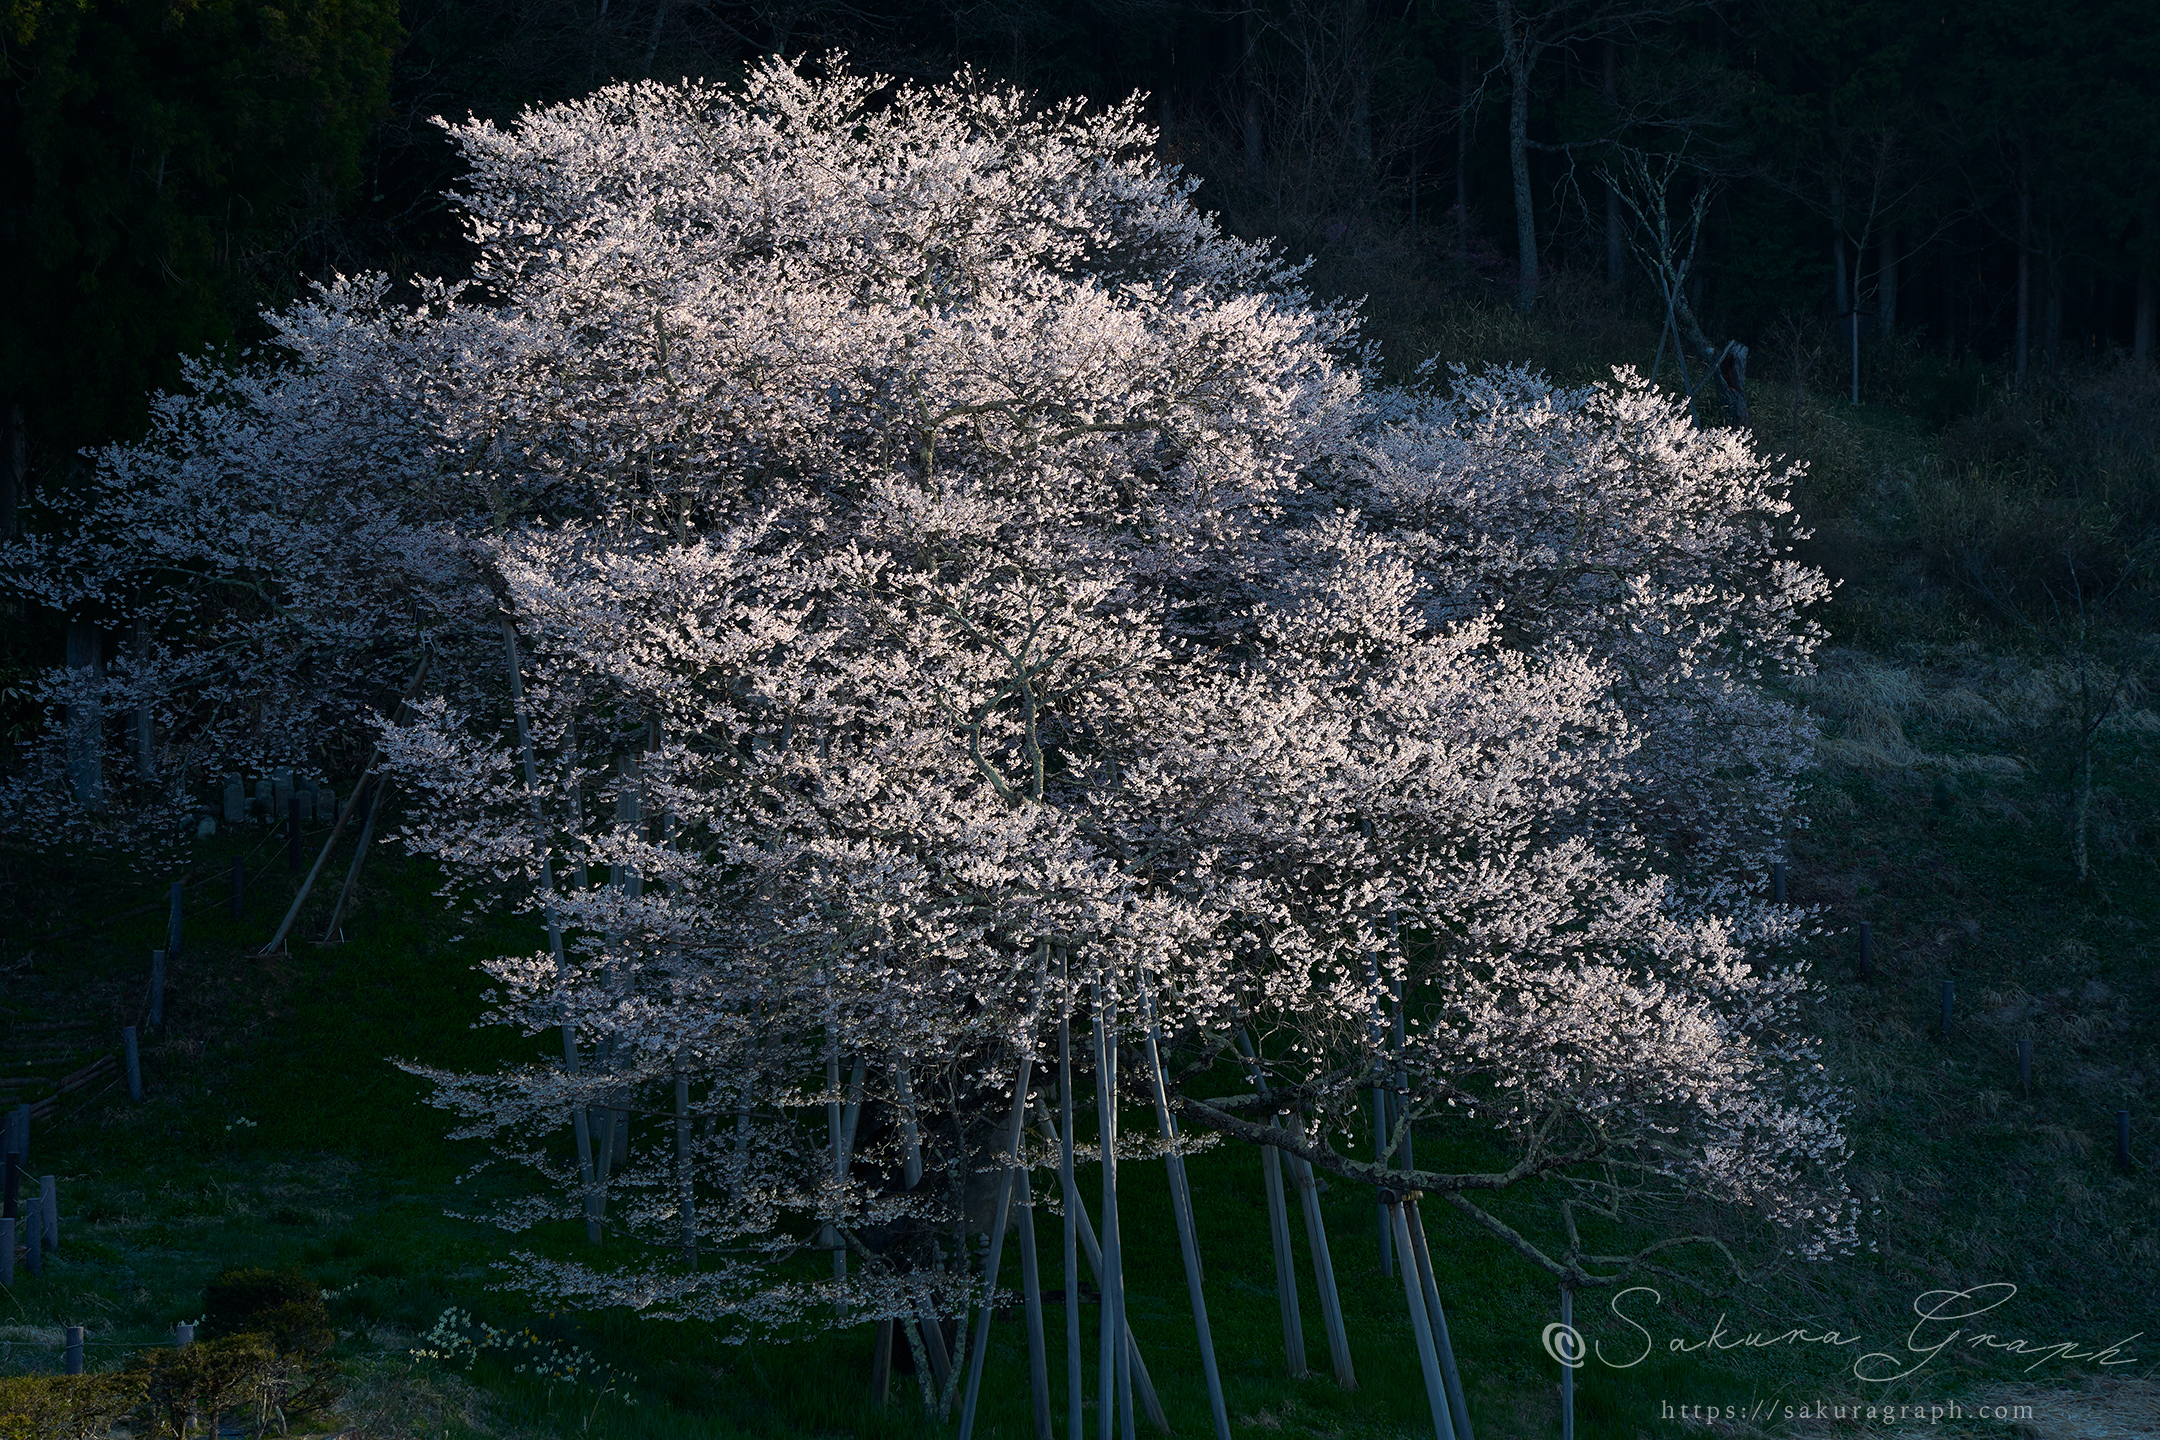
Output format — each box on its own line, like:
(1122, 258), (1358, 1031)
(38, 1175), (55, 1250)
(150, 950), (165, 1028)
(1772, 860), (1786, 904)
(8, 1105), (26, 1165)
(175, 1322), (194, 1348)
(0, 1218), (12, 1285)
(123, 1027), (144, 1103)
(63, 1325), (82, 1374)
(222, 774), (244, 823)
(3, 1148), (17, 1217)
(2018, 1039), (2032, 1097)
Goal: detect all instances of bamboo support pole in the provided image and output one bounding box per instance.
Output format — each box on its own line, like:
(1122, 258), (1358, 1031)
(1139, 978), (1230, 1440)
(1016, 1168), (1053, 1440)
(1058, 962), (1085, 1440)
(1237, 1031), (1308, 1378)
(319, 776), (387, 942)
(957, 1033), (1040, 1440)
(260, 650), (429, 954)
(1407, 1200), (1474, 1440)
(1094, 987), (1125, 1440)
(1288, 1114), (1357, 1389)
(1389, 1197), (1456, 1440)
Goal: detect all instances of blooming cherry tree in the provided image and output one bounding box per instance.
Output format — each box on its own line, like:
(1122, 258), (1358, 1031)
(2, 54), (1853, 1418)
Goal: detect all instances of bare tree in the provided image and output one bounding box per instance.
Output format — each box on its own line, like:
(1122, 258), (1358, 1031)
(1472, 0), (1713, 312)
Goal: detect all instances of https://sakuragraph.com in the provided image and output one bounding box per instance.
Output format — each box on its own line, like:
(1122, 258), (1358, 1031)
(1656, 1399), (2036, 1426)
(1537, 1282), (2140, 1382)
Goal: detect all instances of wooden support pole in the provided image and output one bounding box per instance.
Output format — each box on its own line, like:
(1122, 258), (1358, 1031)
(1139, 977), (1230, 1440)
(1407, 1200), (1474, 1440)
(1237, 1030), (1308, 1377)
(1288, 1116), (1357, 1390)
(1389, 1198), (1454, 1440)
(957, 1033), (1040, 1440)
(320, 777), (386, 942)
(263, 649), (429, 955)
(1057, 957), (1086, 1440)
(1094, 988), (1126, 1440)
(1017, 1168), (1053, 1440)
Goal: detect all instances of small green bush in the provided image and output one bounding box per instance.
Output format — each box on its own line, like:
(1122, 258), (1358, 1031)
(0, 1372), (144, 1440)
(200, 1266), (328, 1341)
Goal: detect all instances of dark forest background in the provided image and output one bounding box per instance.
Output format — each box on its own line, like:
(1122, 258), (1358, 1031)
(5, 0), (2156, 494)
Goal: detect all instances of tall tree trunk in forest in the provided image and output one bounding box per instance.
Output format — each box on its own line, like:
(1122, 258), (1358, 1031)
(2042, 254), (2063, 368)
(1829, 186), (1855, 403)
(639, 0), (669, 75)
(1879, 225), (1898, 338)
(2136, 271), (2154, 365)
(1, 402), (22, 542)
(1241, 10), (1264, 177)
(1456, 52), (1472, 259)
(1347, 0), (1372, 165)
(1939, 249), (1956, 359)
(1603, 42), (1625, 286)
(2015, 145), (2032, 381)
(1496, 0), (1537, 310)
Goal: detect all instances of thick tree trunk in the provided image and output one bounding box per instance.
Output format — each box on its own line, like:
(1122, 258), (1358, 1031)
(132, 616), (156, 785)
(65, 621), (103, 806)
(1878, 225), (1898, 338)
(2136, 270), (2154, 365)
(1497, 0), (1537, 310)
